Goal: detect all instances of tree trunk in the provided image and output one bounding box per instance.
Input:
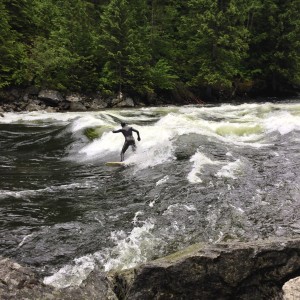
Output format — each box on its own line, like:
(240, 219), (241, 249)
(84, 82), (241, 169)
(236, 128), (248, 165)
(206, 86), (212, 98)
(272, 73), (277, 92)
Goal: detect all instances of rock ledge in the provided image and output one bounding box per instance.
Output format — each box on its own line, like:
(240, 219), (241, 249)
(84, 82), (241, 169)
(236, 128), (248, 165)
(1, 237), (300, 299)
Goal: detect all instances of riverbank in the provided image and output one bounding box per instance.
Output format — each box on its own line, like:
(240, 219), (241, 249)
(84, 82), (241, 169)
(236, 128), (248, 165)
(0, 86), (206, 114)
(0, 87), (143, 113)
(1, 237), (300, 299)
(1, 86), (295, 114)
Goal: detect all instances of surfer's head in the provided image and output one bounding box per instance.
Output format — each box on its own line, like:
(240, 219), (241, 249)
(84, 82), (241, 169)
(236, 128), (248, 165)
(121, 122), (126, 127)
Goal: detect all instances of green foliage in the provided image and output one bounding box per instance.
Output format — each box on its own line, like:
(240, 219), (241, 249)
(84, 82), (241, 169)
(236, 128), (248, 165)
(0, 1), (26, 88)
(3, 0), (36, 41)
(98, 0), (153, 95)
(150, 59), (178, 90)
(97, 0), (131, 93)
(24, 0), (99, 91)
(180, 0), (250, 94)
(148, 0), (181, 61)
(24, 37), (76, 90)
(0, 0), (299, 98)
(248, 0), (300, 91)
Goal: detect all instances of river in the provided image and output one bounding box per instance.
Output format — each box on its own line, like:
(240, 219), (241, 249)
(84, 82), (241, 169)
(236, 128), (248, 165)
(0, 101), (299, 288)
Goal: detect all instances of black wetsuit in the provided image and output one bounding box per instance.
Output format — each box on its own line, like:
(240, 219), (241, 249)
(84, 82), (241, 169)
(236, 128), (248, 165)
(113, 125), (140, 161)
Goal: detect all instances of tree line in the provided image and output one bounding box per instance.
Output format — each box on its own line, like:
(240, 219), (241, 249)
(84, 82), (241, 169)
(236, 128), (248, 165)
(1, 0), (299, 101)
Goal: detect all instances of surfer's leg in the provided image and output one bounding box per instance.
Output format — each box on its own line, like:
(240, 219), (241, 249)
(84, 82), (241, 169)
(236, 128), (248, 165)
(131, 141), (136, 152)
(121, 142), (130, 161)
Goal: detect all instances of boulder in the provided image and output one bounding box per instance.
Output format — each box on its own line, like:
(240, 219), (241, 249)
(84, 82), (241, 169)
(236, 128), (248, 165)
(25, 86), (39, 96)
(9, 89), (23, 102)
(69, 101), (87, 111)
(45, 106), (57, 113)
(2, 238), (300, 299)
(25, 102), (43, 112)
(38, 90), (64, 106)
(0, 257), (117, 300)
(0, 89), (22, 102)
(111, 97), (135, 108)
(57, 100), (71, 111)
(2, 103), (15, 112)
(87, 96), (109, 110)
(23, 86), (40, 101)
(283, 277), (300, 300)
(66, 93), (83, 103)
(111, 238), (300, 300)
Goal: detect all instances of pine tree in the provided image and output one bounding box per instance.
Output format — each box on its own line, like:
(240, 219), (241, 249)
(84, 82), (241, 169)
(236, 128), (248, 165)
(148, 0), (181, 61)
(97, 0), (130, 94)
(180, 0), (250, 98)
(25, 0), (99, 91)
(146, 0), (180, 92)
(3, 0), (36, 42)
(248, 0), (300, 93)
(98, 0), (153, 96)
(0, 1), (26, 88)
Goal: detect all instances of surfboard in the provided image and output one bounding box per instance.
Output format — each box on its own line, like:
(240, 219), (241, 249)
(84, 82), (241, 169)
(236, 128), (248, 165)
(105, 161), (126, 167)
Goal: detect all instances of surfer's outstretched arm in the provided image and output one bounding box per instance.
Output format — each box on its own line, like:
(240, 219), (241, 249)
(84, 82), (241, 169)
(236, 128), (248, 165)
(132, 128), (141, 141)
(113, 129), (122, 133)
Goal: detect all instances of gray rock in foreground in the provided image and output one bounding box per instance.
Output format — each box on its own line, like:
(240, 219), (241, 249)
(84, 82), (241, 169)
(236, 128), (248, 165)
(112, 237), (300, 300)
(283, 276), (300, 300)
(1, 238), (300, 299)
(0, 257), (117, 300)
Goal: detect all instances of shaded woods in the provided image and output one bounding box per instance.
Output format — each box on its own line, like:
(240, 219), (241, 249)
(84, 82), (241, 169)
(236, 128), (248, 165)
(1, 0), (299, 102)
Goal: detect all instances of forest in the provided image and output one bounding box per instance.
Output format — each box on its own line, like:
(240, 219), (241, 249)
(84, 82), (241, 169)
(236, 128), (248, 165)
(0, 0), (300, 102)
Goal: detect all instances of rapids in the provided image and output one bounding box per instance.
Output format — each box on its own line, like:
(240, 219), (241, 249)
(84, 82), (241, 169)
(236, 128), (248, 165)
(0, 101), (300, 288)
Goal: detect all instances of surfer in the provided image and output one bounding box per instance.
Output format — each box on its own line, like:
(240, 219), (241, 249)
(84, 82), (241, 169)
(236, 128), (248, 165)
(113, 122), (141, 161)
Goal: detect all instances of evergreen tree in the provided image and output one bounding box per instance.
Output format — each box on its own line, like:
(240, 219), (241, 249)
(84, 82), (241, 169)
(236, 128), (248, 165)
(248, 0), (300, 93)
(98, 0), (178, 96)
(25, 0), (99, 91)
(180, 0), (250, 98)
(148, 0), (181, 61)
(147, 0), (180, 92)
(3, 0), (36, 42)
(98, 0), (131, 94)
(98, 0), (153, 96)
(0, 1), (26, 88)
(122, 0), (153, 94)
(150, 59), (178, 90)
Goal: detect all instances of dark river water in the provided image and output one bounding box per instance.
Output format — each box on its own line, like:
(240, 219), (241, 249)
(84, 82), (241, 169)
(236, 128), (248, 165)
(0, 102), (299, 288)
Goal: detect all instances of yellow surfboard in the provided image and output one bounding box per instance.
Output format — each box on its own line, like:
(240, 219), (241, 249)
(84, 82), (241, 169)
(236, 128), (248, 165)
(105, 162), (126, 167)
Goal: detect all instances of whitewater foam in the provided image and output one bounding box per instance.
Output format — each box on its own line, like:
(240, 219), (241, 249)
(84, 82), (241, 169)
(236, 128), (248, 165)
(8, 104), (292, 166)
(99, 219), (159, 271)
(156, 175), (170, 186)
(44, 217), (160, 288)
(188, 151), (219, 183)
(0, 182), (94, 200)
(216, 159), (243, 179)
(17, 234), (34, 249)
(264, 111), (300, 135)
(43, 255), (95, 288)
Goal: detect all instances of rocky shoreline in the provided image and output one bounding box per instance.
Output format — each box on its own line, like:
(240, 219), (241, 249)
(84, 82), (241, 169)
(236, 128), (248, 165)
(1, 237), (300, 299)
(0, 87), (173, 114)
(1, 87), (299, 116)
